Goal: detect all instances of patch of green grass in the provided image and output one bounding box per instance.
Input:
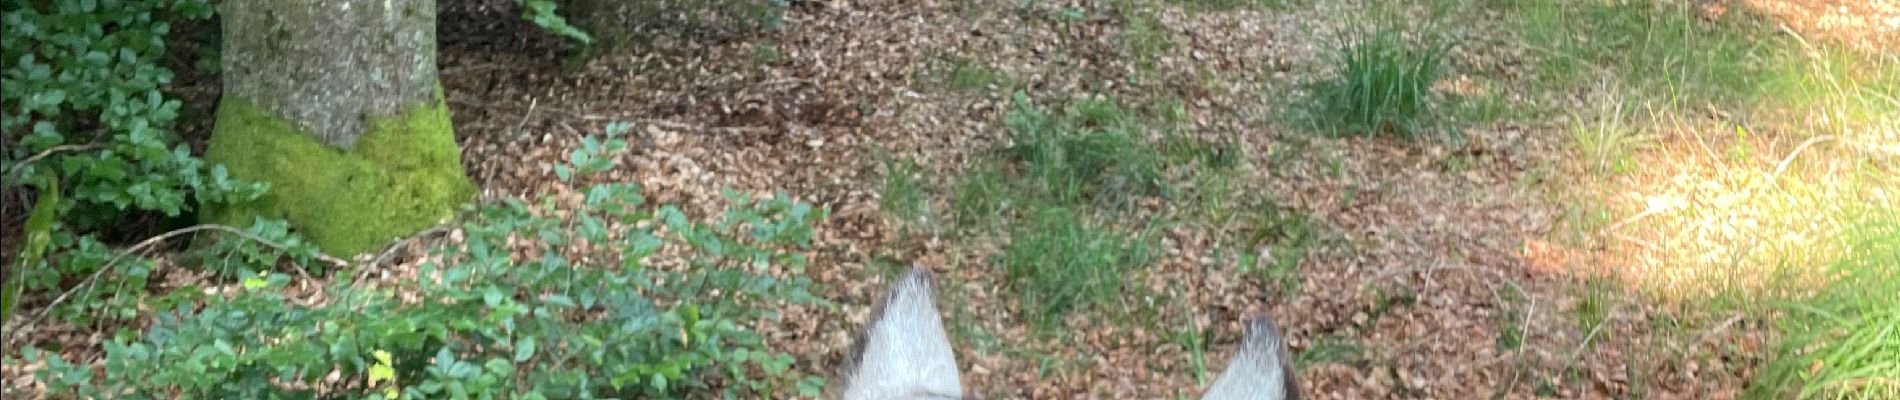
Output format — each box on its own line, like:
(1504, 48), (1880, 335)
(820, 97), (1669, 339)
(1509, 0), (1588, 88)
(951, 162), (1010, 233)
(945, 58), (1009, 92)
(1306, 22), (1448, 138)
(1366, 283), (1418, 325)
(1166, 0), (1304, 11)
(1501, 0), (1784, 106)
(1114, 0), (1174, 72)
(1003, 206), (1156, 330)
(1004, 94), (1167, 209)
(938, 264), (1007, 357)
(1161, 136), (1240, 172)
(1574, 277), (1618, 351)
(1498, 282), (1528, 351)
(1241, 203), (1317, 294)
(1143, 95), (1192, 131)
(1585, 1), (1768, 103)
(1445, 87), (1523, 126)
(1172, 316), (1211, 385)
(1756, 46), (1900, 137)
(880, 157), (933, 231)
(1295, 336), (1365, 370)
(751, 41), (785, 67)
(1567, 93), (1649, 176)
(942, 93), (1299, 340)
(1749, 219), (1900, 400)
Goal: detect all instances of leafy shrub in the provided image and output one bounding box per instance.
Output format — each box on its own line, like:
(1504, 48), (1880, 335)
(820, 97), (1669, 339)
(2, 0), (264, 228)
(13, 125), (828, 398)
(1307, 25), (1447, 138)
(3, 0), (267, 326)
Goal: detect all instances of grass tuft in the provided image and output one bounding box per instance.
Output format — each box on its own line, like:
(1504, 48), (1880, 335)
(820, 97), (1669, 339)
(945, 58), (1009, 92)
(1004, 93), (1168, 209)
(1003, 206), (1155, 330)
(1307, 23), (1447, 138)
(1748, 219), (1900, 400)
(880, 157), (933, 231)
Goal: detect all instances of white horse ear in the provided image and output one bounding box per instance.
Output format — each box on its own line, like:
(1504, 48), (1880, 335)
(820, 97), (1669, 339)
(840, 266), (965, 400)
(1201, 316), (1299, 400)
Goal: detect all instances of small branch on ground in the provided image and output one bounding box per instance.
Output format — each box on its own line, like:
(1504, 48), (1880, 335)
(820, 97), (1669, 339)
(5, 144), (106, 179)
(365, 225), (451, 278)
(444, 97), (771, 134)
(1767, 135), (1834, 184)
(3, 224), (347, 348)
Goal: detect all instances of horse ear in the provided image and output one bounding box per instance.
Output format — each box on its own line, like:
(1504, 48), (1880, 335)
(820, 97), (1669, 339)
(839, 266), (965, 400)
(1201, 316), (1299, 400)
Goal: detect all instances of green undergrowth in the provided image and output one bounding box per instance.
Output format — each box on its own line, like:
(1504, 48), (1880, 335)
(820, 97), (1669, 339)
(1748, 217), (1900, 400)
(1462, 0), (1900, 397)
(10, 123), (828, 398)
(2, 0), (272, 329)
(1489, 0), (1897, 132)
(878, 91), (1318, 341)
(1003, 206), (1158, 330)
(1301, 17), (1449, 139)
(941, 58), (1010, 93)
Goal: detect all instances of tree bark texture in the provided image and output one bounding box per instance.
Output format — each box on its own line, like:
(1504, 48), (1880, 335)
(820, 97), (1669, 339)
(221, 0), (438, 149)
(208, 0), (472, 255)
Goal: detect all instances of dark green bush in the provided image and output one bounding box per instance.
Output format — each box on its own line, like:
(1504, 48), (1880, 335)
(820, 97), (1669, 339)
(14, 124), (829, 398)
(2, 0), (268, 326)
(2, 0), (264, 227)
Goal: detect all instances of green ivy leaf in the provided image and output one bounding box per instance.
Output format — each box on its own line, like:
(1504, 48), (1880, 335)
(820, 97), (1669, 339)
(514, 337), (537, 362)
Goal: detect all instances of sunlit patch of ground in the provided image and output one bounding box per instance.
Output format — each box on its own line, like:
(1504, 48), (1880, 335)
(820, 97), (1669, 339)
(1737, 0), (1899, 53)
(1583, 121), (1892, 301)
(1565, 51), (1898, 303)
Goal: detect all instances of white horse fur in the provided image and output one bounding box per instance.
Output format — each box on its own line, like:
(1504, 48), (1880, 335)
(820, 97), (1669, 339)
(841, 265), (1297, 400)
(841, 266), (966, 400)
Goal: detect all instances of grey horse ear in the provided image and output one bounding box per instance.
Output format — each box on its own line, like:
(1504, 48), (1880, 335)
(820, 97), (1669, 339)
(839, 266), (965, 400)
(1200, 316), (1299, 400)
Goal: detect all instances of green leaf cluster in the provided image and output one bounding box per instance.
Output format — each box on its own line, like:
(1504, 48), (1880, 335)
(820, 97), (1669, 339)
(3, 0), (264, 226)
(518, 0), (592, 45)
(3, 0), (267, 326)
(12, 124), (829, 398)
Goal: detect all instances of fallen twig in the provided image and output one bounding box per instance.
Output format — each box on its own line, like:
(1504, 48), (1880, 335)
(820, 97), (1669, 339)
(1767, 135), (1835, 184)
(445, 97), (771, 135)
(5, 224), (346, 347)
(4, 144), (106, 179)
(365, 226), (451, 278)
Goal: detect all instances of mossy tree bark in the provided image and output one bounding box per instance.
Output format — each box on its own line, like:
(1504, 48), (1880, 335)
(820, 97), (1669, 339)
(207, 0), (474, 256)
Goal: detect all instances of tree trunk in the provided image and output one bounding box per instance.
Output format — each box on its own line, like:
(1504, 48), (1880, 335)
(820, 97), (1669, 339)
(205, 0), (473, 256)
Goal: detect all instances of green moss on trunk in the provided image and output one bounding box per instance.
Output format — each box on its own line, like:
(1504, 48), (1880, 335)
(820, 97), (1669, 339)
(205, 95), (474, 256)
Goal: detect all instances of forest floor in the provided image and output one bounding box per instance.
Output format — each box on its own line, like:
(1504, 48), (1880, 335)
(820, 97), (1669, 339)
(425, 0), (1894, 398)
(5, 0), (1894, 398)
